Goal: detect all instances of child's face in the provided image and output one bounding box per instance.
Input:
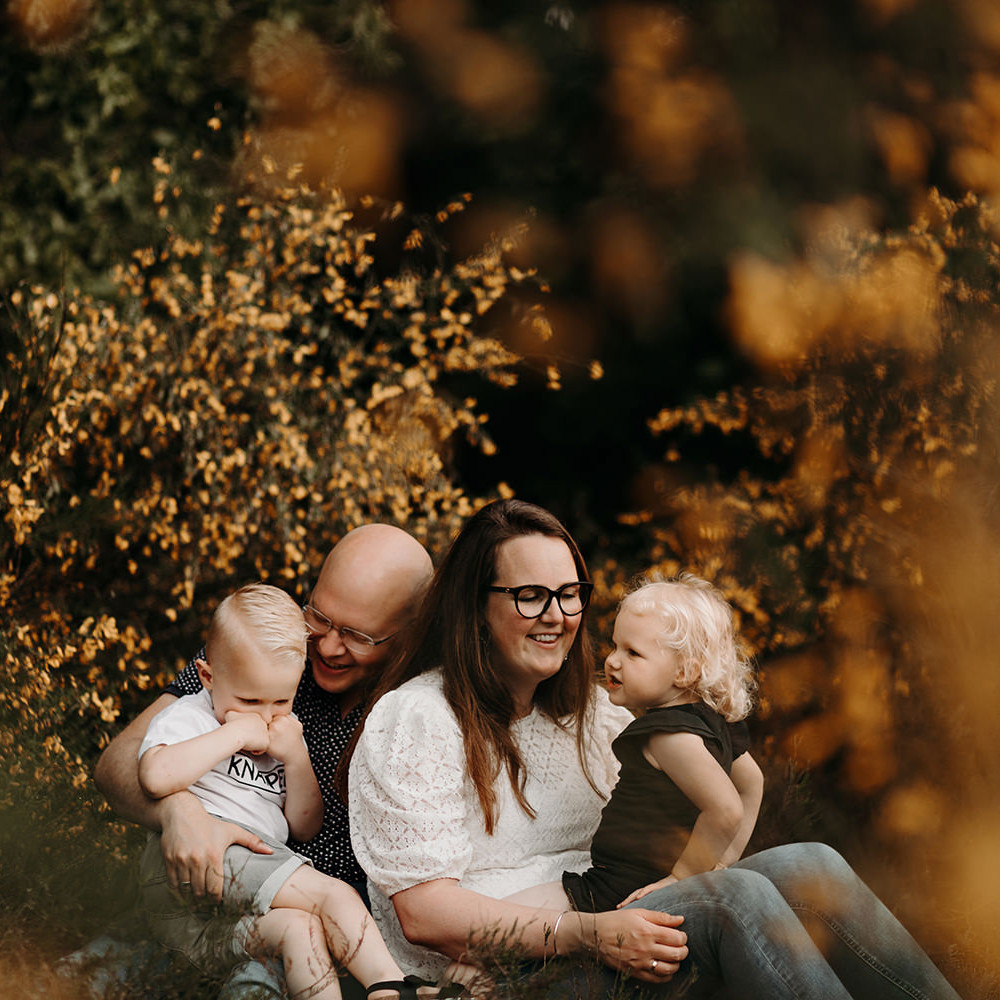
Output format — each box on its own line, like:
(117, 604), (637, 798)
(197, 631), (302, 726)
(604, 607), (690, 711)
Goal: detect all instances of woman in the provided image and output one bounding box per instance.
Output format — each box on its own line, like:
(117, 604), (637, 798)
(347, 499), (962, 999)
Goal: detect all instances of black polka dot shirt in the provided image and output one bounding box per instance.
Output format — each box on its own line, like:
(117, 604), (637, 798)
(168, 652), (366, 887)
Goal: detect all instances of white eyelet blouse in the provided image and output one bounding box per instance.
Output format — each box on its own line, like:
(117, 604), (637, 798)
(348, 669), (632, 978)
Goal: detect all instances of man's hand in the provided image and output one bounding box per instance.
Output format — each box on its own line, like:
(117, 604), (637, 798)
(264, 714), (305, 764)
(223, 711), (270, 755)
(160, 793), (272, 901)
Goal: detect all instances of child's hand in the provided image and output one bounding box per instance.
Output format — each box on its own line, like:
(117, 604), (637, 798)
(264, 714), (304, 763)
(224, 711), (270, 754)
(617, 874), (679, 909)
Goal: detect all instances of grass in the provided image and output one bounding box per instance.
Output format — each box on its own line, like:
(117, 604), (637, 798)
(1, 739), (996, 999)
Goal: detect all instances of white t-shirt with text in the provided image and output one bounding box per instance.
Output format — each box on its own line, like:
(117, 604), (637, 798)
(139, 687), (292, 843)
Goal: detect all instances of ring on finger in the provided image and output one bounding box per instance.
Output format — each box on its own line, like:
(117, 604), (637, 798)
(650, 960), (658, 973)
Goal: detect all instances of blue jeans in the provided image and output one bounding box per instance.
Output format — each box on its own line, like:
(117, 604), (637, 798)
(619, 842), (962, 999)
(217, 958), (286, 1000)
(60, 875), (371, 1000)
(56, 935), (172, 994)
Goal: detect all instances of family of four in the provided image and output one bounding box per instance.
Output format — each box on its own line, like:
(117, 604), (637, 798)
(95, 500), (963, 1000)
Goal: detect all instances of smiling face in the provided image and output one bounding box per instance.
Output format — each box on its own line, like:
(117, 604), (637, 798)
(485, 534), (583, 715)
(306, 564), (400, 698)
(305, 525), (432, 706)
(604, 606), (695, 712)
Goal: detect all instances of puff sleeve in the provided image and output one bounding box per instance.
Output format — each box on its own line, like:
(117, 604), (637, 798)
(349, 675), (474, 897)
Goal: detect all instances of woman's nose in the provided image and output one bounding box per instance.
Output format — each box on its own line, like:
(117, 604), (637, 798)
(538, 597), (562, 623)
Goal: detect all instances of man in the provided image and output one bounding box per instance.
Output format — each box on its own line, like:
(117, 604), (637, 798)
(92, 523), (433, 996)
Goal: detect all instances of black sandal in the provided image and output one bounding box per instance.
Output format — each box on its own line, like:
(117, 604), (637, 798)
(367, 981), (421, 1000)
(366, 976), (472, 999)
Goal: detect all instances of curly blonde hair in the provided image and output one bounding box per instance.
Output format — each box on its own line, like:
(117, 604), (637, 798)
(621, 573), (755, 722)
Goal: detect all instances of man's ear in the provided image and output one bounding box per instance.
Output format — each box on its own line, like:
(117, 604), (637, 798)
(195, 657), (213, 691)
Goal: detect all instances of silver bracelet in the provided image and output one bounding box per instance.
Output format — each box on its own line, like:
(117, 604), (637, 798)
(551, 909), (570, 957)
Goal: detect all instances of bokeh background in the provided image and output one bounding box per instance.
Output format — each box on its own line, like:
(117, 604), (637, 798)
(2, 0), (999, 996)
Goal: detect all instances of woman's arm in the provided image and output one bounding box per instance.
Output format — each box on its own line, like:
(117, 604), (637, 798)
(391, 878), (688, 984)
(266, 714), (323, 842)
(352, 683), (684, 983)
(717, 752), (764, 867)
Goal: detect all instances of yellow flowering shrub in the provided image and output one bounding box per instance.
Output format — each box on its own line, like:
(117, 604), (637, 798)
(0, 178), (543, 813)
(603, 191), (1000, 978)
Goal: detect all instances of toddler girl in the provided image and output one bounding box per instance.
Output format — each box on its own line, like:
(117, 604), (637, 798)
(509, 572), (762, 916)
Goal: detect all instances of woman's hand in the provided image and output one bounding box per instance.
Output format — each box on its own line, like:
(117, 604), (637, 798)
(582, 908), (688, 983)
(617, 874), (679, 908)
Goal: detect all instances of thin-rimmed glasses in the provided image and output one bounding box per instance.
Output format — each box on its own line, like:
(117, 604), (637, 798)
(302, 604), (398, 655)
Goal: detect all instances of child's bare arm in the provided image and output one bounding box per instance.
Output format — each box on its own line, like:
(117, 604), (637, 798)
(717, 751), (763, 867)
(645, 731), (744, 879)
(617, 732), (745, 907)
(266, 715), (323, 842)
(139, 713), (269, 799)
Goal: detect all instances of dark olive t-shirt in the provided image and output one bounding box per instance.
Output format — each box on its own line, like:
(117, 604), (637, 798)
(563, 702), (750, 913)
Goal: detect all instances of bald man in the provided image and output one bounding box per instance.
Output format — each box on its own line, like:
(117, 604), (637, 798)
(94, 524), (433, 902)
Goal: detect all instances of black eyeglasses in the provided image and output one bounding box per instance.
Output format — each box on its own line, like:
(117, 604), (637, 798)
(487, 582), (593, 619)
(302, 605), (398, 655)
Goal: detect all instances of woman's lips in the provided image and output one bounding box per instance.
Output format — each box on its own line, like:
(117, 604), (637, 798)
(529, 633), (560, 644)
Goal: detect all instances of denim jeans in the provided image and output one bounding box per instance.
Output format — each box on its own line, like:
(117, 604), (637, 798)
(56, 935), (171, 995)
(60, 876), (371, 1000)
(217, 958), (287, 1000)
(618, 842), (962, 1000)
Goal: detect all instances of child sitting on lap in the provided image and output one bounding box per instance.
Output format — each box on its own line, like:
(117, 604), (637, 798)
(507, 573), (763, 917)
(137, 583), (428, 1000)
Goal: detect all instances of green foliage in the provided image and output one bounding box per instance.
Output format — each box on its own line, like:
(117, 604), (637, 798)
(5, 1), (1000, 996)
(0, 0), (399, 292)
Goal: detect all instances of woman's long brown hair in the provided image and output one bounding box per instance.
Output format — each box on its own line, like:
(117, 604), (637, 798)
(340, 499), (599, 834)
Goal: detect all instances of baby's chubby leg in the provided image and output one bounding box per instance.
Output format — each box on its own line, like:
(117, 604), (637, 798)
(254, 907), (341, 1000)
(270, 866), (404, 994)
